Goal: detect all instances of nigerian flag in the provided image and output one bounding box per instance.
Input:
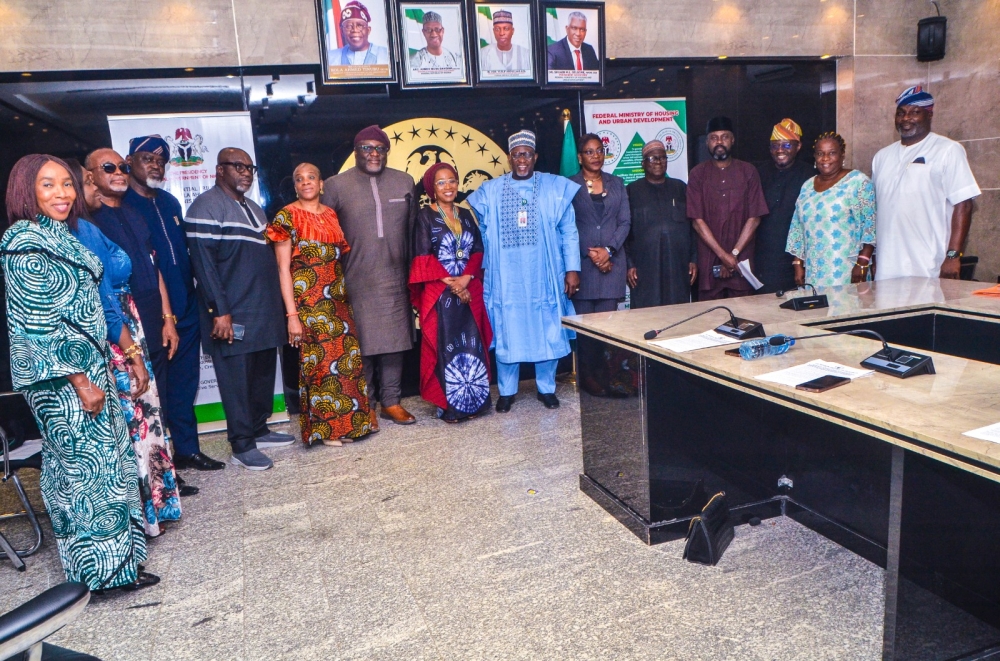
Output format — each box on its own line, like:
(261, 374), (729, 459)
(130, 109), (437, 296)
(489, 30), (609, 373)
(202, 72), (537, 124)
(560, 112), (580, 177)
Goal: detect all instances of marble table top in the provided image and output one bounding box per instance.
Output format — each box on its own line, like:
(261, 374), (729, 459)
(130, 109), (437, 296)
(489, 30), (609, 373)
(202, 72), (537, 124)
(562, 278), (1000, 481)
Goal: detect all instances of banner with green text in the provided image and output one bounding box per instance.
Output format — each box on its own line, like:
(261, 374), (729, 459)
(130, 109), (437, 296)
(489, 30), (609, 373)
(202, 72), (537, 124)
(582, 97), (688, 184)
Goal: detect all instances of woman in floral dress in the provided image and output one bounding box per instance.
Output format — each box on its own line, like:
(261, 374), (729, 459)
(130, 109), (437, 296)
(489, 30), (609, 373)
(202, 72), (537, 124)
(268, 163), (376, 446)
(410, 163), (493, 422)
(786, 132), (876, 287)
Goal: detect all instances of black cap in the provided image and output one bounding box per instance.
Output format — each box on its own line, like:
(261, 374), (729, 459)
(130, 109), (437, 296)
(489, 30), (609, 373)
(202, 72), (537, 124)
(706, 116), (734, 135)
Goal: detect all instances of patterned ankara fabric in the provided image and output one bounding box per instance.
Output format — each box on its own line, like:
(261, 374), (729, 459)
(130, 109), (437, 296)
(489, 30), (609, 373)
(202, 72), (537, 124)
(896, 85), (934, 107)
(785, 169), (877, 287)
(770, 118), (802, 142)
(409, 206), (493, 421)
(71, 221), (181, 536)
(266, 205), (376, 443)
(1, 215), (146, 590)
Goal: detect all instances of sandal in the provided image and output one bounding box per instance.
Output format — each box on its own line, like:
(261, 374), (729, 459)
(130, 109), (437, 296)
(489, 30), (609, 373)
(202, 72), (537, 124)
(322, 439), (343, 447)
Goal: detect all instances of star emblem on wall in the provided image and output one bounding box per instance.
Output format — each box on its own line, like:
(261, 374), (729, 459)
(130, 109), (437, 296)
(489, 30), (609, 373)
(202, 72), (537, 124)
(461, 133), (473, 145)
(427, 125), (439, 137)
(409, 126), (421, 138)
(444, 128), (456, 140)
(391, 131), (404, 144)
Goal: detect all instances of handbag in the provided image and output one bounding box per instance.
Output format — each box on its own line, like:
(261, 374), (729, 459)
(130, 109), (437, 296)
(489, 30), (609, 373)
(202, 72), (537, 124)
(682, 491), (734, 566)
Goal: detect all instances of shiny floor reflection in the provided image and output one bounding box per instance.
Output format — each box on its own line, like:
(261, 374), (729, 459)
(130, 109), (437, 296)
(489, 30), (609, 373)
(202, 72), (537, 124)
(2, 383), (896, 660)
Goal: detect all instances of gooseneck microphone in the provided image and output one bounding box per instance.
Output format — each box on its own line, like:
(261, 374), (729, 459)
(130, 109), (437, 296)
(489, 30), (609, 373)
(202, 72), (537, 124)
(786, 329), (934, 378)
(643, 305), (765, 341)
(777, 283), (829, 311)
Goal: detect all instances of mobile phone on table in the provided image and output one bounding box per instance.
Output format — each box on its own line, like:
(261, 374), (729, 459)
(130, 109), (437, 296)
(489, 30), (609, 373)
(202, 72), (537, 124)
(795, 375), (849, 393)
(232, 323), (245, 341)
(725, 348), (741, 357)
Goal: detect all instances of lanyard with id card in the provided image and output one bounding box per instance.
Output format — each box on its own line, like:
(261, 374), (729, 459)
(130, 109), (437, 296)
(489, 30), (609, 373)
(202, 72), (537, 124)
(517, 198), (528, 228)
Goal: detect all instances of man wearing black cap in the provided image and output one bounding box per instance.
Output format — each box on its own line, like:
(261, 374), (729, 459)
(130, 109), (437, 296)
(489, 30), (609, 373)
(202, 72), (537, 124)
(322, 126), (418, 425)
(687, 117), (769, 300)
(124, 136), (224, 472)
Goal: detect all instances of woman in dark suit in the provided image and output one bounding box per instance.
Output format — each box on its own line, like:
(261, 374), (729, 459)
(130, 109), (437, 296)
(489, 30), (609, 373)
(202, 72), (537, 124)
(569, 133), (631, 315)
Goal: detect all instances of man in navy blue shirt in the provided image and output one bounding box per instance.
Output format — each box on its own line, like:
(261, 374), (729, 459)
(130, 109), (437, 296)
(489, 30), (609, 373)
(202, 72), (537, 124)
(122, 136), (224, 472)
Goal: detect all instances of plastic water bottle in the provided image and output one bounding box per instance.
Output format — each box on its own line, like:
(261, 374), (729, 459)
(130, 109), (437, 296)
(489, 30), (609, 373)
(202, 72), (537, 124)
(739, 334), (795, 360)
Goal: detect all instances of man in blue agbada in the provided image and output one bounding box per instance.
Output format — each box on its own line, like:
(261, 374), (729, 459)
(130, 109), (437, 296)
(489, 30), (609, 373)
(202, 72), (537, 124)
(468, 130), (581, 413)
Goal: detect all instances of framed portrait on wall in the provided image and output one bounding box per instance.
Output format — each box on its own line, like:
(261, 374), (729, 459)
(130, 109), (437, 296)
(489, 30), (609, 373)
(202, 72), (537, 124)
(398, 1), (471, 88)
(470, 2), (537, 85)
(316, 0), (397, 84)
(540, 1), (604, 87)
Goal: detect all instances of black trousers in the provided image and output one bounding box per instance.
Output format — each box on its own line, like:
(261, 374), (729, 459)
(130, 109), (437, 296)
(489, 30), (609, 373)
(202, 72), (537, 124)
(572, 298), (621, 315)
(211, 347), (276, 454)
(149, 314), (202, 457)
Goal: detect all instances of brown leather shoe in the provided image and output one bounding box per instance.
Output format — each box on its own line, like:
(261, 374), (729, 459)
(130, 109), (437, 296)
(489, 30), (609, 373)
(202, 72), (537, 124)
(380, 404), (416, 425)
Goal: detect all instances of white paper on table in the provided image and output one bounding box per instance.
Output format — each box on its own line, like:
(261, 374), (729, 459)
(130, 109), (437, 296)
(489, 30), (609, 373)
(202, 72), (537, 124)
(649, 330), (740, 353)
(962, 422), (1000, 444)
(755, 359), (874, 387)
(737, 259), (765, 290)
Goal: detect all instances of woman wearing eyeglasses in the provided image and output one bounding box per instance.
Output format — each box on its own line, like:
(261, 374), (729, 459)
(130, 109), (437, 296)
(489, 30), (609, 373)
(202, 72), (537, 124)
(1, 154), (156, 592)
(267, 163), (377, 445)
(409, 163), (492, 422)
(569, 133), (631, 315)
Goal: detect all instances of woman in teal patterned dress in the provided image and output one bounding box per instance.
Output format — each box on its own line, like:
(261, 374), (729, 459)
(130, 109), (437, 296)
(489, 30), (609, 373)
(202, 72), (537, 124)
(0, 155), (157, 591)
(786, 132), (876, 288)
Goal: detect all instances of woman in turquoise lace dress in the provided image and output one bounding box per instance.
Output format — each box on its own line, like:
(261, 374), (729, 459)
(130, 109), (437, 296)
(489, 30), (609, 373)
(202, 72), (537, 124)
(786, 132), (876, 288)
(0, 155), (156, 591)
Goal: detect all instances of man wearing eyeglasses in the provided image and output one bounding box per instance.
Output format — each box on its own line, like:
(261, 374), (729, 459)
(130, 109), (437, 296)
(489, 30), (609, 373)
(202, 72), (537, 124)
(122, 136), (224, 472)
(755, 118), (813, 294)
(410, 11), (463, 72)
(184, 148), (291, 470)
(86, 148), (181, 374)
(468, 130), (581, 413)
(322, 125), (418, 425)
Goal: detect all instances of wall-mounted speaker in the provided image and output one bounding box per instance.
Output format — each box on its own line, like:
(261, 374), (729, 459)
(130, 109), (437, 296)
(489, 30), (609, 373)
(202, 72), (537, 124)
(917, 15), (947, 62)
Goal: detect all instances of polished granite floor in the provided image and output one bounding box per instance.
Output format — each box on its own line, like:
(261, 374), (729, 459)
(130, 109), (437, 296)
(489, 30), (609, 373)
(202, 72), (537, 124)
(0, 382), (890, 660)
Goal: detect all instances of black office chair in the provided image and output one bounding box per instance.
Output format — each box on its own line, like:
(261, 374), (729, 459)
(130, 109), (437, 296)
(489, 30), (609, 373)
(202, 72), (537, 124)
(0, 393), (44, 572)
(0, 582), (99, 661)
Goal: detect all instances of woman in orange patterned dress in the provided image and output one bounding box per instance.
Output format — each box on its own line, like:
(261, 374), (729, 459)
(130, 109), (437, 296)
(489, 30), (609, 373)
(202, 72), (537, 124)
(267, 163), (377, 446)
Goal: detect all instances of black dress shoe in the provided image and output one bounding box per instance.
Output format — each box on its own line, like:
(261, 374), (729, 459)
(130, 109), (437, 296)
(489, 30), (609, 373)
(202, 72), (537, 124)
(496, 394), (516, 413)
(174, 452), (225, 471)
(93, 571), (161, 595)
(179, 485), (200, 497)
(537, 392), (560, 409)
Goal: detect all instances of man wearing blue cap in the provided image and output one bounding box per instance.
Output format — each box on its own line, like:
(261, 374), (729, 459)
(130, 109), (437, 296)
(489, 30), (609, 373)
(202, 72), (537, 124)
(468, 130), (581, 413)
(124, 135), (225, 472)
(873, 86), (980, 281)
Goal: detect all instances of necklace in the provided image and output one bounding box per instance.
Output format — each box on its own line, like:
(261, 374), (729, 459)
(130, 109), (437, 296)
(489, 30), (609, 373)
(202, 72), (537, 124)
(584, 175), (606, 198)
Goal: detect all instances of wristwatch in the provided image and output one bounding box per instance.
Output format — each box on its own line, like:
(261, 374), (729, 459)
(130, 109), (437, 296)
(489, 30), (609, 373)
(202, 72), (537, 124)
(731, 248), (740, 257)
(946, 250), (963, 260)
(604, 246), (616, 257)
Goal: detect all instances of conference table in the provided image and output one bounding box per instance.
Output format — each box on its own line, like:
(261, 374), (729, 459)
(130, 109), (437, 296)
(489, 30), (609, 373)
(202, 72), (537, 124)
(563, 278), (1000, 660)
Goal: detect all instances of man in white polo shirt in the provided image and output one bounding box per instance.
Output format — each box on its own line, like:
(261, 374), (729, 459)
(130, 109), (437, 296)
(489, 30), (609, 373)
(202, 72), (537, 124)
(873, 85), (980, 281)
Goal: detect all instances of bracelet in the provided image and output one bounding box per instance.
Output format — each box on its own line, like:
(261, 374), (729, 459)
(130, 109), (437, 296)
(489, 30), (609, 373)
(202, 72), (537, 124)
(856, 263), (870, 270)
(162, 314), (177, 324)
(73, 383), (93, 392)
(856, 255), (871, 263)
(286, 312), (297, 318)
(123, 344), (143, 360)
(791, 259), (803, 266)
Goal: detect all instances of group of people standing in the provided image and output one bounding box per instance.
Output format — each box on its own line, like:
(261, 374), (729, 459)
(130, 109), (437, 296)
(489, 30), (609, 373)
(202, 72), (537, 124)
(0, 83), (980, 595)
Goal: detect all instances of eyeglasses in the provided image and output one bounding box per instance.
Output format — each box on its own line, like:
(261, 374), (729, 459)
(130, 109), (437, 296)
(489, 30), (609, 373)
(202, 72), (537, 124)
(219, 161), (258, 175)
(423, 27), (444, 34)
(581, 148), (605, 157)
(357, 145), (388, 155)
(434, 178), (459, 187)
(99, 162), (131, 175)
(644, 155), (667, 163)
(510, 151), (535, 162)
(769, 142), (796, 151)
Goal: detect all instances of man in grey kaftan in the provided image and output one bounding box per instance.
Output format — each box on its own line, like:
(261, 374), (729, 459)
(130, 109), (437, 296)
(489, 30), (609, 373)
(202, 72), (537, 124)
(322, 125), (418, 424)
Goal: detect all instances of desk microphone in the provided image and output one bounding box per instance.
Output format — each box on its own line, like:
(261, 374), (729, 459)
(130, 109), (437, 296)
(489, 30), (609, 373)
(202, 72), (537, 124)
(790, 329), (935, 378)
(643, 305), (765, 341)
(776, 283), (829, 311)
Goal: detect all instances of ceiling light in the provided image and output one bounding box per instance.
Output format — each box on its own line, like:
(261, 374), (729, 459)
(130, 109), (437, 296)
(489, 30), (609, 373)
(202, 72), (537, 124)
(820, 54), (832, 59)
(184, 67), (195, 72)
(20, 72), (30, 77)
(718, 55), (728, 59)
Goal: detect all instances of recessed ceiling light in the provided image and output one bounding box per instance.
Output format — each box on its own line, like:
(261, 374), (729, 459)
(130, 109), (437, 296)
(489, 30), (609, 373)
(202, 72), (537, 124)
(184, 67), (195, 72)
(718, 55), (728, 59)
(20, 72), (31, 77)
(820, 54), (832, 59)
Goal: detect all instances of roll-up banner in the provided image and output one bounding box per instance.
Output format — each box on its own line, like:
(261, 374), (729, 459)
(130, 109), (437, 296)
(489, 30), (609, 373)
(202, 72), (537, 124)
(107, 112), (285, 427)
(582, 97), (689, 183)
